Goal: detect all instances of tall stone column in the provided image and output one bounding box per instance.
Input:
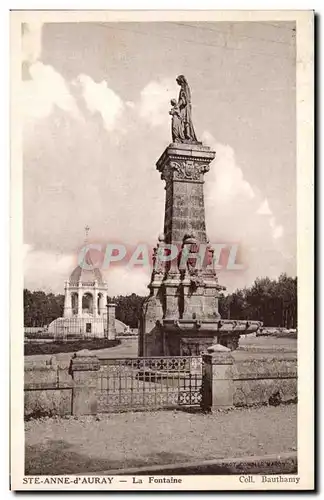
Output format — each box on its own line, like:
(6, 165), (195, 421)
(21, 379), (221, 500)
(159, 144), (216, 322)
(156, 143), (220, 323)
(140, 142), (222, 357)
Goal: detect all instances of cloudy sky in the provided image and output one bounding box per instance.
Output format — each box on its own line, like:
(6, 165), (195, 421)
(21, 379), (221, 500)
(22, 20), (296, 296)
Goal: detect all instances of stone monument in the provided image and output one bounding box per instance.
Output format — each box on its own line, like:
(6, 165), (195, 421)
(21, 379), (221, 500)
(139, 76), (261, 357)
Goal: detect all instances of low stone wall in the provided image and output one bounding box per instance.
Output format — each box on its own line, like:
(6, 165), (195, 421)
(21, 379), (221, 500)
(24, 350), (297, 418)
(233, 357), (297, 407)
(24, 363), (73, 419)
(201, 348), (297, 412)
(25, 388), (72, 419)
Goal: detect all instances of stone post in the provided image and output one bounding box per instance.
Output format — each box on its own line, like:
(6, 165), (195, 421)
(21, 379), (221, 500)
(201, 344), (234, 412)
(93, 280), (98, 317)
(99, 291), (107, 316)
(78, 282), (82, 316)
(63, 281), (72, 318)
(106, 303), (117, 340)
(70, 351), (101, 416)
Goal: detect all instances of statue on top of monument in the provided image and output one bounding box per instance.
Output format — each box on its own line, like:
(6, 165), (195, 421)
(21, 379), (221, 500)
(169, 98), (185, 143)
(169, 75), (198, 143)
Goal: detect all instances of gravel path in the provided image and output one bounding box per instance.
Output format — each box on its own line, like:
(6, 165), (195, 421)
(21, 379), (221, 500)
(25, 405), (297, 475)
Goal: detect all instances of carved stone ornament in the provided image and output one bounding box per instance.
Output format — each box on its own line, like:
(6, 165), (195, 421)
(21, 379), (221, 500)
(189, 269), (205, 290)
(163, 160), (210, 181)
(152, 238), (166, 277)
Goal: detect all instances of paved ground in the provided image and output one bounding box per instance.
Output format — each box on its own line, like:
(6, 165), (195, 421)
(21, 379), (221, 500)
(25, 404), (297, 475)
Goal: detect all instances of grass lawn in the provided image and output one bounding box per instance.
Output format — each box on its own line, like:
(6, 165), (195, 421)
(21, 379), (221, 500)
(25, 404), (297, 475)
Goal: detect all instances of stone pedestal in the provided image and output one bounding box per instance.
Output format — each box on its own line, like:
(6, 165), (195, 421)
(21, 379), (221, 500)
(201, 344), (234, 411)
(70, 351), (100, 416)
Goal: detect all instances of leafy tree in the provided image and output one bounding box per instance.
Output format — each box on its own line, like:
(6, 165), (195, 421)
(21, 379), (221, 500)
(110, 293), (145, 328)
(218, 274), (297, 327)
(24, 289), (64, 327)
(218, 292), (230, 319)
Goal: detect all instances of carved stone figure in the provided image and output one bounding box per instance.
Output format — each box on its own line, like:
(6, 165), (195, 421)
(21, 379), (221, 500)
(176, 75), (198, 143)
(152, 233), (166, 277)
(178, 232), (204, 290)
(169, 99), (185, 143)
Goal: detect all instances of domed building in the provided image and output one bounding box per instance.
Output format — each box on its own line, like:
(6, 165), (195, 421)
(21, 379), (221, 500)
(48, 262), (118, 339)
(48, 229), (119, 339)
(64, 264), (109, 321)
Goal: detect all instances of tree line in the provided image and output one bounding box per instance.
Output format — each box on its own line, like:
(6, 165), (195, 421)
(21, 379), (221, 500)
(24, 273), (297, 329)
(24, 289), (65, 327)
(218, 274), (297, 329)
(23, 289), (145, 328)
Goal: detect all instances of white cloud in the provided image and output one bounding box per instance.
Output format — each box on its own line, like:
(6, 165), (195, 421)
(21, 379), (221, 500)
(202, 131), (284, 245)
(270, 217), (284, 239)
(22, 25), (123, 131)
(21, 23), (81, 125)
(138, 79), (175, 127)
(199, 130), (288, 292)
(257, 200), (284, 240)
(75, 74), (124, 132)
(22, 62), (80, 121)
(257, 198), (272, 215)
(104, 267), (150, 296)
(24, 248), (75, 292)
(22, 22), (43, 63)
(202, 131), (255, 204)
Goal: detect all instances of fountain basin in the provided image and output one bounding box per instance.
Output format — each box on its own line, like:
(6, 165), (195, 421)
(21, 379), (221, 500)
(163, 318), (262, 334)
(161, 318), (262, 352)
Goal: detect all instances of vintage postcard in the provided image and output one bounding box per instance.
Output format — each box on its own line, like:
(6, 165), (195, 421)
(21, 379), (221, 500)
(10, 9), (314, 491)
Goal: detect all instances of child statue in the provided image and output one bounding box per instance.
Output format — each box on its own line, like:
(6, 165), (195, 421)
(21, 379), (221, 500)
(169, 98), (185, 143)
